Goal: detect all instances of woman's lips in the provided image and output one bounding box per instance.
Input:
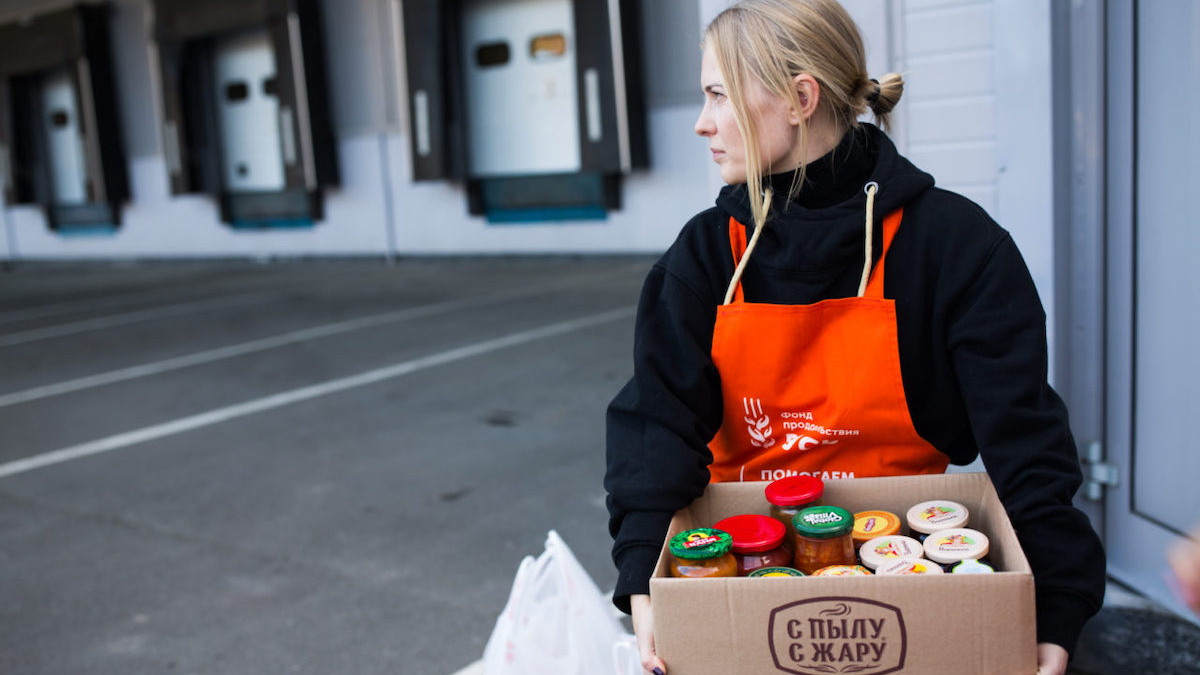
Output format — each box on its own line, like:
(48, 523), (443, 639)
(710, 149), (725, 160)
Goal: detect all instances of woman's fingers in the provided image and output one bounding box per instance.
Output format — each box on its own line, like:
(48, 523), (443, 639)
(1035, 642), (1069, 675)
(630, 594), (667, 674)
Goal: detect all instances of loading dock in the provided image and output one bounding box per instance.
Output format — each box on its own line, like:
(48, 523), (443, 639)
(151, 0), (338, 228)
(0, 4), (128, 231)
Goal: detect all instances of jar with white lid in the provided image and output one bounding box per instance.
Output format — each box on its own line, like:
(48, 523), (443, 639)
(922, 527), (990, 571)
(905, 500), (969, 542)
(858, 535), (925, 572)
(875, 558), (945, 575)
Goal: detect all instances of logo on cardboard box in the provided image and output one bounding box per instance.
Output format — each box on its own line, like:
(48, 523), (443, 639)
(768, 597), (907, 675)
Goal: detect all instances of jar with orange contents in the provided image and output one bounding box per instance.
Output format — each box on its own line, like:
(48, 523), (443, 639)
(764, 476), (824, 551)
(668, 528), (738, 578)
(792, 506), (856, 575)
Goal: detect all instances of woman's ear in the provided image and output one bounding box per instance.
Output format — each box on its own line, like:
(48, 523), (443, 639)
(791, 73), (821, 125)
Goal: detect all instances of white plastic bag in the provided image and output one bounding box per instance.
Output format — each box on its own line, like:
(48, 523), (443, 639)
(482, 530), (635, 675)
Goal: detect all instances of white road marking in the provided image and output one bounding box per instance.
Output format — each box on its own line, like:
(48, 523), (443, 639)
(0, 283), (268, 326)
(0, 267), (639, 408)
(0, 292), (279, 348)
(0, 306), (634, 479)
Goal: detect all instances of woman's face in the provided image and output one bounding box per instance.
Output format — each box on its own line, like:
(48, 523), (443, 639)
(695, 45), (802, 185)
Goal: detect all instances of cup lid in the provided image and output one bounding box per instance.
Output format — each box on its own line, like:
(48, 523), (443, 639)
(764, 476), (824, 507)
(859, 535), (925, 570)
(922, 528), (990, 564)
(875, 558), (945, 575)
(713, 514), (786, 553)
(905, 500), (969, 534)
(748, 566), (806, 578)
(793, 506), (854, 538)
(669, 528), (733, 560)
(852, 510), (902, 542)
(950, 559), (996, 574)
(812, 564), (872, 577)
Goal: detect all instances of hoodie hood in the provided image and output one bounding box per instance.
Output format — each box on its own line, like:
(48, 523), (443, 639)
(714, 124), (934, 273)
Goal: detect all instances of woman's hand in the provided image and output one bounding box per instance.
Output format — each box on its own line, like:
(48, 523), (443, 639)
(1035, 642), (1069, 675)
(630, 594), (666, 675)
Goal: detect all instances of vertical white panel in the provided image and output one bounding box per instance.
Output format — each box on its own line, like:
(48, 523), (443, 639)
(461, 0), (580, 177)
(994, 0), (1055, 359)
(1130, 0), (1200, 534)
(42, 69), (89, 204)
(214, 30), (286, 191)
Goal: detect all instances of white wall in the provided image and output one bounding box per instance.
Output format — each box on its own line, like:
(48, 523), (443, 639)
(895, 0), (1056, 356)
(0, 0), (1058, 314)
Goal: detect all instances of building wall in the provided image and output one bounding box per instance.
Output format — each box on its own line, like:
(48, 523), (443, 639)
(0, 0), (1057, 328)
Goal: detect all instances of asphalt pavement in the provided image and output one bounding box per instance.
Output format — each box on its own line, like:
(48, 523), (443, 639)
(0, 257), (645, 675)
(1, 257), (1197, 675)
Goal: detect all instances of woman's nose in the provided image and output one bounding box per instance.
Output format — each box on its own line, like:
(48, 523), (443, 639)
(695, 108), (714, 137)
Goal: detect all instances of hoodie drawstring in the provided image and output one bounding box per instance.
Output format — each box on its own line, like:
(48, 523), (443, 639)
(722, 182), (881, 305)
(857, 181), (879, 297)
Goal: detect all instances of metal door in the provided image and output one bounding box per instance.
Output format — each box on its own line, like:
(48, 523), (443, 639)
(460, 0), (581, 177)
(41, 69), (89, 205)
(1104, 0), (1200, 621)
(213, 29), (286, 192)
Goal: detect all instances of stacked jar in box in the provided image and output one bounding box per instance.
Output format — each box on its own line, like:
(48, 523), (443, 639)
(667, 476), (996, 578)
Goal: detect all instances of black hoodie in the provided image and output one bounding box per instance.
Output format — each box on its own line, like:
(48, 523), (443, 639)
(604, 124), (1105, 653)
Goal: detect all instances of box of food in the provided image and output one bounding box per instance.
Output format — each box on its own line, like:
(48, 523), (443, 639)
(650, 472), (1036, 675)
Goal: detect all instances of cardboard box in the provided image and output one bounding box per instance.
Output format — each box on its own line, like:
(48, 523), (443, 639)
(651, 472), (1037, 675)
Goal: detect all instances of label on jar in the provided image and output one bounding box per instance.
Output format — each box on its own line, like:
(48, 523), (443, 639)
(860, 535), (924, 570)
(812, 564), (872, 576)
(876, 558), (944, 575)
(906, 500), (969, 534)
(853, 510), (901, 540)
(794, 506), (855, 538)
(669, 528), (733, 560)
(748, 566), (806, 578)
(923, 528), (989, 564)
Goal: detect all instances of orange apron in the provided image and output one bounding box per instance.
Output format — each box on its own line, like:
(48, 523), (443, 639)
(708, 206), (949, 483)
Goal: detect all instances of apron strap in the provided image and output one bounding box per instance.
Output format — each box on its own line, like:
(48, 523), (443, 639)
(724, 192), (906, 303)
(863, 207), (904, 299)
(726, 217), (748, 304)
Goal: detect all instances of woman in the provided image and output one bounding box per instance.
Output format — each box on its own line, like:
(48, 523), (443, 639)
(603, 1), (1106, 674)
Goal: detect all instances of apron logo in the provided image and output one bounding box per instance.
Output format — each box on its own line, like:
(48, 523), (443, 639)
(782, 434), (820, 451)
(743, 398), (776, 448)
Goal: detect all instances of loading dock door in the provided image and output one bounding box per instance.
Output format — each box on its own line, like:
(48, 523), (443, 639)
(41, 69), (89, 204)
(213, 30), (286, 192)
(461, 0), (581, 177)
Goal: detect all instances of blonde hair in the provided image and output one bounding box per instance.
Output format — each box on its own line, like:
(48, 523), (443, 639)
(705, 0), (903, 237)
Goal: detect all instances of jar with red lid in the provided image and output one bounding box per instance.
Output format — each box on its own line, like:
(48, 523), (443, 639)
(764, 476), (824, 551)
(713, 514), (791, 576)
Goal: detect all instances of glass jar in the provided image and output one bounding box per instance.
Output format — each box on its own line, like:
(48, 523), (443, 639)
(905, 500), (969, 542)
(765, 476), (825, 541)
(858, 535), (925, 572)
(792, 506), (856, 575)
(748, 566), (806, 578)
(852, 510), (902, 554)
(713, 514), (792, 576)
(668, 528), (738, 578)
(922, 528), (990, 572)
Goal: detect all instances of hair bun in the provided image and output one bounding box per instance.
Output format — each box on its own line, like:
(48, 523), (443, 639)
(865, 78), (881, 105)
